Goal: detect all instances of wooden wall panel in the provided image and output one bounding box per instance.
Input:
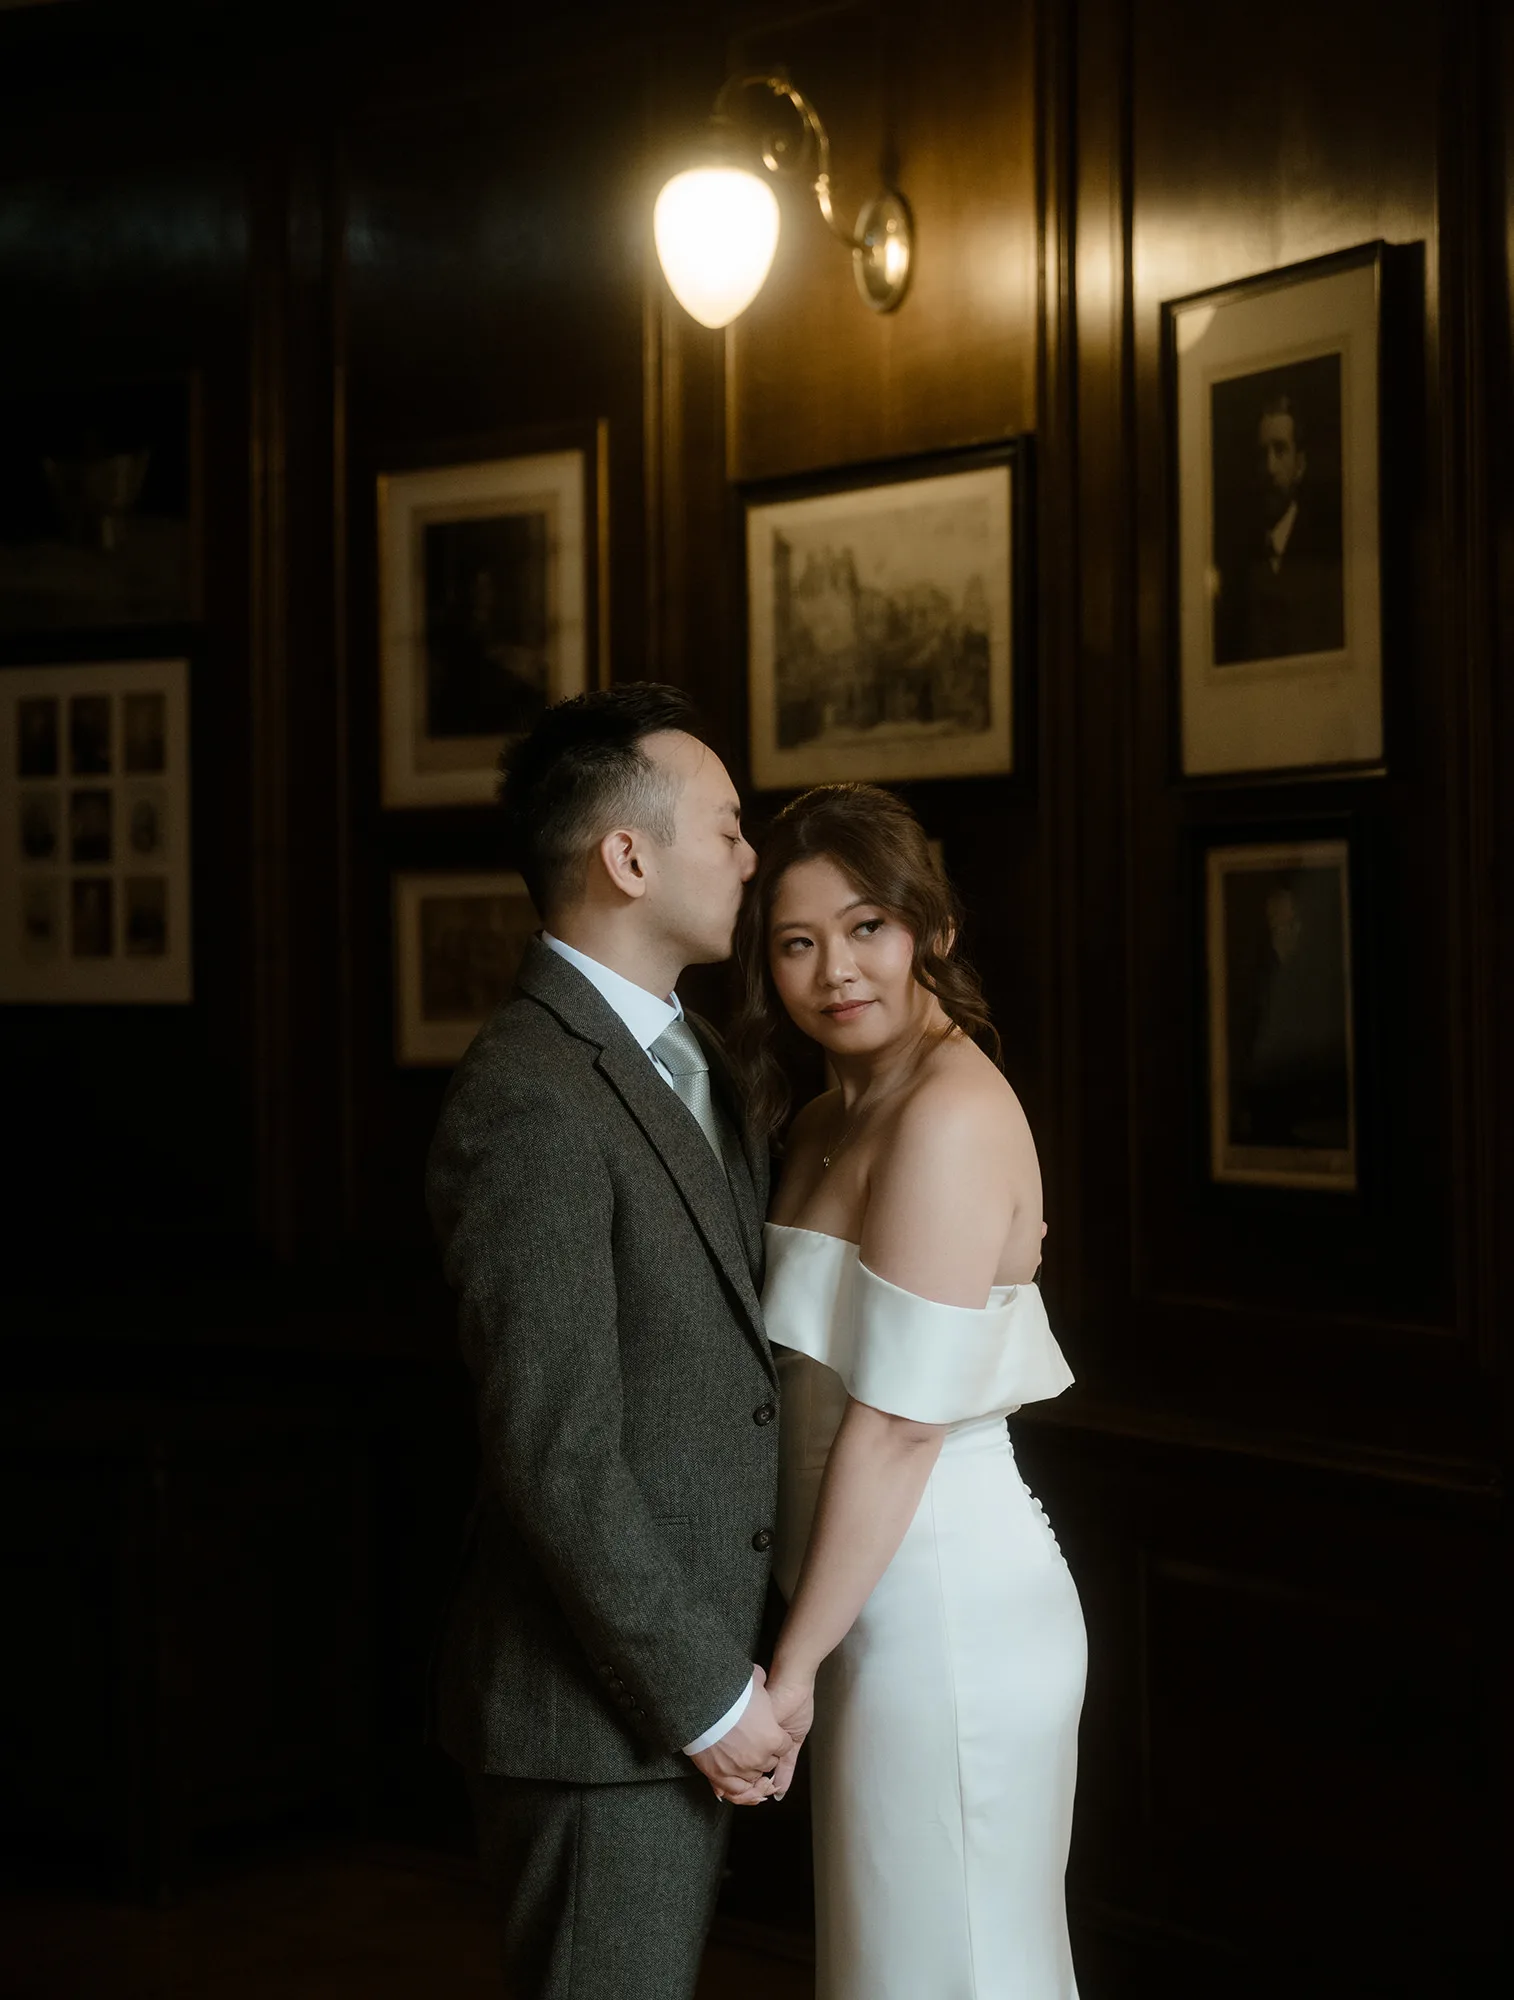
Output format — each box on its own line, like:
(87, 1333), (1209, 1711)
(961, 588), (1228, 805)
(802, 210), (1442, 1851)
(726, 0), (1039, 481)
(339, 57), (656, 1256)
(1088, 0), (1491, 1473)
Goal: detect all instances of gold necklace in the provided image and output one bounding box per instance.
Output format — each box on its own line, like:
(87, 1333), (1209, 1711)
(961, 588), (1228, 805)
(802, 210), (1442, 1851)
(820, 1099), (868, 1173)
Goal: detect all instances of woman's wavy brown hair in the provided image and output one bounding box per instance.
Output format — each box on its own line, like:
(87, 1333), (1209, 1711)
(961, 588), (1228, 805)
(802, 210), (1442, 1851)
(731, 783), (1001, 1139)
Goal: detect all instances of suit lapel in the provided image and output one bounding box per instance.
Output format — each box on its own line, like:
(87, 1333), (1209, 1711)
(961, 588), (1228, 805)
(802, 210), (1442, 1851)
(516, 942), (775, 1386)
(695, 1021), (767, 1278)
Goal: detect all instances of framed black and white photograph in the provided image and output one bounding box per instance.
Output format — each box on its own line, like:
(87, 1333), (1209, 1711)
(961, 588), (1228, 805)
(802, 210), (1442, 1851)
(1167, 244), (1384, 779)
(1206, 838), (1356, 1191)
(393, 869), (539, 1065)
(744, 443), (1022, 792)
(0, 378), (200, 639)
(378, 431), (605, 808)
(0, 657), (192, 1002)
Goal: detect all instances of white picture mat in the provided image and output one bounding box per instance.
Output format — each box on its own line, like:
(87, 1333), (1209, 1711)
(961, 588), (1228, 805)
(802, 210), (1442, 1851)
(0, 656), (192, 1003)
(1175, 258), (1382, 776)
(379, 451), (587, 808)
(747, 461), (1014, 790)
(1206, 838), (1357, 1190)
(393, 868), (537, 1065)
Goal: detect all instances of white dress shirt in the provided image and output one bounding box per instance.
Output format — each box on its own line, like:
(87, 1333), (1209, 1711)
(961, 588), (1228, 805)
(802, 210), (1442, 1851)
(541, 932), (758, 1758)
(1266, 499), (1299, 572)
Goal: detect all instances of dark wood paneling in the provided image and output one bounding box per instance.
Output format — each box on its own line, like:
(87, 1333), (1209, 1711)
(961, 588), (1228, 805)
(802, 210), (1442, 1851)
(727, 0), (1040, 481)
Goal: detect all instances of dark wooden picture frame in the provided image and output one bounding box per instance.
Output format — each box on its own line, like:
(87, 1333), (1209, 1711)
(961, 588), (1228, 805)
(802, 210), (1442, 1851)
(740, 439), (1033, 795)
(1164, 243), (1387, 783)
(1202, 831), (1360, 1192)
(377, 420), (608, 809)
(0, 374), (203, 654)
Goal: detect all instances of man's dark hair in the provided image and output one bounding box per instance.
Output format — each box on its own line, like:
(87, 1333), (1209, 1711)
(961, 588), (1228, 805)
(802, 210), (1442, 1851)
(500, 683), (700, 917)
(1258, 390), (1307, 451)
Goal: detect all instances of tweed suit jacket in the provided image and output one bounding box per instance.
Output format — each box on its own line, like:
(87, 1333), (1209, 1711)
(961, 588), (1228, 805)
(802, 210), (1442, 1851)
(425, 937), (778, 1784)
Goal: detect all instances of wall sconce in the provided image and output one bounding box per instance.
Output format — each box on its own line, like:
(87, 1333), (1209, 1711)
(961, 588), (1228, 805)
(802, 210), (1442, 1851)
(654, 71), (913, 330)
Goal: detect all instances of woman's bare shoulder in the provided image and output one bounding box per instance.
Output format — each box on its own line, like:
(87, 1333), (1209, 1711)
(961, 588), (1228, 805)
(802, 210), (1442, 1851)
(898, 1035), (1034, 1150)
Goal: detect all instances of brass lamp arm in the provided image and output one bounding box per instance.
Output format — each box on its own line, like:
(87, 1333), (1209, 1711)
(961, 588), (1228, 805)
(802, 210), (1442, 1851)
(712, 71), (861, 252)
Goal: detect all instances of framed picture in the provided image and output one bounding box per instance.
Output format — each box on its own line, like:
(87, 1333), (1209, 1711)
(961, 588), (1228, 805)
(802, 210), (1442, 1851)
(378, 429), (605, 808)
(1167, 244), (1384, 779)
(0, 378), (200, 641)
(0, 657), (192, 1002)
(393, 869), (539, 1065)
(744, 442), (1023, 792)
(1205, 837), (1356, 1191)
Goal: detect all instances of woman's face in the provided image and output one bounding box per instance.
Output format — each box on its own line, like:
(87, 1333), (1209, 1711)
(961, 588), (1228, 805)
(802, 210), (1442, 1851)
(767, 855), (924, 1059)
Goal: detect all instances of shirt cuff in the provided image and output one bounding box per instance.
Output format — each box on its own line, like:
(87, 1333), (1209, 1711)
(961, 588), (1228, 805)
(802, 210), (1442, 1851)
(681, 1670), (757, 1756)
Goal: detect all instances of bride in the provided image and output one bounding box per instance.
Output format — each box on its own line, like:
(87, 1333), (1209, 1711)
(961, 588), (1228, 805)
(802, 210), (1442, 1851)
(730, 783), (1086, 2000)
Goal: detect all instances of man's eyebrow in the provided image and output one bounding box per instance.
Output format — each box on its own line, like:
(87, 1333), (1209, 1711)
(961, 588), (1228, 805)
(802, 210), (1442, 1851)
(718, 800), (742, 820)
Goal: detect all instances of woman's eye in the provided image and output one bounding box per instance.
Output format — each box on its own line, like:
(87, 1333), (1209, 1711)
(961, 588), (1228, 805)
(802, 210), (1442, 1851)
(854, 918), (885, 938)
(779, 937), (813, 954)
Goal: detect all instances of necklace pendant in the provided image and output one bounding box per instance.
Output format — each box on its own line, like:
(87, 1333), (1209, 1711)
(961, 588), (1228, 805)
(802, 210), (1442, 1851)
(821, 1152), (831, 1171)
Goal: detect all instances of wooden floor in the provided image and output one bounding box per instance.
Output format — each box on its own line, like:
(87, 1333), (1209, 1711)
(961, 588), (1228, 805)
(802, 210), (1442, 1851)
(1, 1842), (816, 2000)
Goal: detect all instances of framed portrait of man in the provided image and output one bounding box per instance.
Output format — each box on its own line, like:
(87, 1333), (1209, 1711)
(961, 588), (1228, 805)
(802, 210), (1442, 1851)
(1166, 244), (1386, 780)
(1205, 837), (1357, 1191)
(378, 426), (606, 807)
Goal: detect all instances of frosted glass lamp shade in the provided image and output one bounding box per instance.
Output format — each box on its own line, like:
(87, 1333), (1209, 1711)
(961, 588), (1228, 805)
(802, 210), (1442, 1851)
(653, 166), (781, 329)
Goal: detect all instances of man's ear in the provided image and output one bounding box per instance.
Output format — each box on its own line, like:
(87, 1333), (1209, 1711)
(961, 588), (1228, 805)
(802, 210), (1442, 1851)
(596, 826), (650, 901)
(1296, 449), (1307, 481)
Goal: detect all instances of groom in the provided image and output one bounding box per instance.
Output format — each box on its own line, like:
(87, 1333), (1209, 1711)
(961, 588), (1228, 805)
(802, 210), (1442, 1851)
(426, 684), (794, 1999)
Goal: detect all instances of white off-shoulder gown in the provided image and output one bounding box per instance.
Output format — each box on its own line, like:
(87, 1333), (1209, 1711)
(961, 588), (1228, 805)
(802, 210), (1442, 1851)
(764, 1222), (1085, 2000)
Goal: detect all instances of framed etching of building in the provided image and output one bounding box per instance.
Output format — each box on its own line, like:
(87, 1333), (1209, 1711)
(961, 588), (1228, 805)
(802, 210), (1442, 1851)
(744, 444), (1022, 792)
(0, 657), (192, 1002)
(1167, 244), (1385, 779)
(378, 429), (604, 808)
(393, 869), (539, 1065)
(1205, 838), (1357, 1191)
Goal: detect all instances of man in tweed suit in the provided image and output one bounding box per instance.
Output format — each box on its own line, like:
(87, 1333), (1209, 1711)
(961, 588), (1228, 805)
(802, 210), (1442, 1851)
(426, 684), (794, 1999)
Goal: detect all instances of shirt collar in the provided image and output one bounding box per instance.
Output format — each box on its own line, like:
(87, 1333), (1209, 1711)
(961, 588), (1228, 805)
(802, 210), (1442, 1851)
(541, 932), (681, 1054)
(1267, 499), (1299, 560)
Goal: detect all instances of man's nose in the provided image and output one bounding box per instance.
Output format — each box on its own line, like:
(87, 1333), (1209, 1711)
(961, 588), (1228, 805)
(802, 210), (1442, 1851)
(738, 839), (757, 882)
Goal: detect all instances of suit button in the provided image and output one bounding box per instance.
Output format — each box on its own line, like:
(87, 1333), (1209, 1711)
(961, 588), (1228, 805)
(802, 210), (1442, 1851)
(753, 1403), (776, 1426)
(751, 1528), (773, 1552)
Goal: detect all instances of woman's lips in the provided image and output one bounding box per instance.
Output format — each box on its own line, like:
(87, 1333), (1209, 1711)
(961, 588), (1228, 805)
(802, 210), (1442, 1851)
(821, 998), (873, 1020)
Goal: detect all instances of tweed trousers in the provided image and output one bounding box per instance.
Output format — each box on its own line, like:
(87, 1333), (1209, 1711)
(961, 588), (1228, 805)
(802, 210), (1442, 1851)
(467, 1771), (730, 2000)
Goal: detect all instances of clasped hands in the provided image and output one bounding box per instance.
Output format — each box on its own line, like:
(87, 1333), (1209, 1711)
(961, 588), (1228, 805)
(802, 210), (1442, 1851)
(689, 1665), (815, 1806)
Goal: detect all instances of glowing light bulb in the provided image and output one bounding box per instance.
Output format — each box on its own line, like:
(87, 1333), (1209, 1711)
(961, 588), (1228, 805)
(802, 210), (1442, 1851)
(653, 166), (781, 329)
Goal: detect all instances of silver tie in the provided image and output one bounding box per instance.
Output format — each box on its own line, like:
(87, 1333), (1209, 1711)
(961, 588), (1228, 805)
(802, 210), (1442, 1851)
(649, 1018), (726, 1164)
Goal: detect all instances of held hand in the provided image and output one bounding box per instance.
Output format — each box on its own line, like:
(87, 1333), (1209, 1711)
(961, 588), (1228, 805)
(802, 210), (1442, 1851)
(724, 1672), (815, 1806)
(689, 1667), (793, 1805)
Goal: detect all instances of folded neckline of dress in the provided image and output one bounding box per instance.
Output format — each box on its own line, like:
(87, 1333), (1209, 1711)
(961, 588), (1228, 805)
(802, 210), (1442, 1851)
(764, 1219), (1024, 1313)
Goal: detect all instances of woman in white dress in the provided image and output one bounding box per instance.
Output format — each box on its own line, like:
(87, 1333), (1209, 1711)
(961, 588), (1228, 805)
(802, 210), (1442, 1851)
(729, 784), (1086, 2000)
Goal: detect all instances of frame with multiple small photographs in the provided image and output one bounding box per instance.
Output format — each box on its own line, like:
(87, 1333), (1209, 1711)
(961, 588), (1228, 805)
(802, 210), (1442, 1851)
(0, 657), (192, 1002)
(393, 869), (539, 1066)
(378, 426), (607, 808)
(1204, 836), (1357, 1192)
(1166, 243), (1386, 781)
(743, 441), (1027, 793)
